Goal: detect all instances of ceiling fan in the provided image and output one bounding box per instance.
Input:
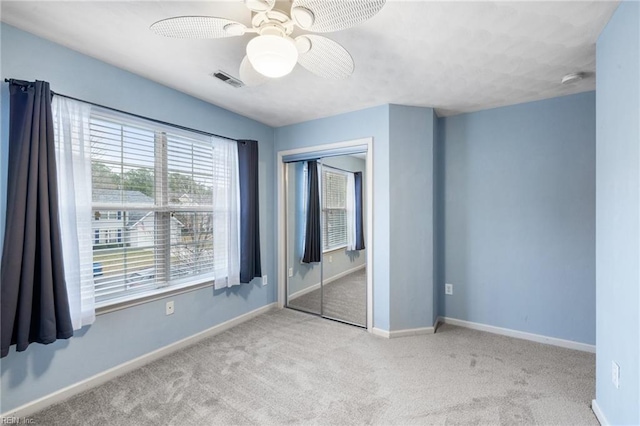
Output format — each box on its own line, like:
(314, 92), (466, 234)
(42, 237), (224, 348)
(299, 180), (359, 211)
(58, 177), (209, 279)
(150, 0), (386, 86)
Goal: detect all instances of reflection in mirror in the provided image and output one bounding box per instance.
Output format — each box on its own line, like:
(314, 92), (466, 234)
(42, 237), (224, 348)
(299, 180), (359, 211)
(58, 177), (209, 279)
(286, 161), (321, 315)
(320, 155), (367, 327)
(285, 153), (367, 328)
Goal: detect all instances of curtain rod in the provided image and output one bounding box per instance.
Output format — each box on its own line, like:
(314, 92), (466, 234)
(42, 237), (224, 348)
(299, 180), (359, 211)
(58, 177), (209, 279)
(4, 78), (241, 143)
(322, 163), (359, 174)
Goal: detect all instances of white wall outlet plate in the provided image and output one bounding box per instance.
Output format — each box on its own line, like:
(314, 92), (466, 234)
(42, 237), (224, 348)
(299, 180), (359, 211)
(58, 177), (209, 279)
(612, 361), (620, 389)
(445, 283), (453, 295)
(166, 301), (174, 316)
(262, 275), (268, 286)
(288, 267), (293, 277)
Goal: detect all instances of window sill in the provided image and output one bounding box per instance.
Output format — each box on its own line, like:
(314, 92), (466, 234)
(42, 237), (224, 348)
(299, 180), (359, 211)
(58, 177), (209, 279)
(95, 279), (214, 316)
(323, 244), (347, 254)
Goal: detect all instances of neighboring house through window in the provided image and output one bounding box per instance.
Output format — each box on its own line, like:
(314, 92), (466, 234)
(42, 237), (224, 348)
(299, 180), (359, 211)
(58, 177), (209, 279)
(90, 110), (222, 304)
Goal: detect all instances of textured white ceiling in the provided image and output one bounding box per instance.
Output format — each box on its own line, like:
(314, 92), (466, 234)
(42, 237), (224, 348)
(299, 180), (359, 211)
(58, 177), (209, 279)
(1, 1), (619, 127)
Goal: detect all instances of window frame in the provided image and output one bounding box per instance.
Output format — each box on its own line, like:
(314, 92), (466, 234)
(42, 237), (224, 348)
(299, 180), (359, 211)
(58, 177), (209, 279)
(89, 109), (223, 310)
(321, 167), (348, 253)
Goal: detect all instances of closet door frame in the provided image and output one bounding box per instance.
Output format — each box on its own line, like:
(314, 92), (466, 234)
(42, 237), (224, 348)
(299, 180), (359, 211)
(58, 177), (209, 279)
(277, 137), (374, 332)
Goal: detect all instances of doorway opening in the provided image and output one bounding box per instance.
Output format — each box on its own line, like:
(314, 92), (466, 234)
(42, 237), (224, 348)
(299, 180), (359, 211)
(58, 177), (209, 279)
(277, 138), (373, 330)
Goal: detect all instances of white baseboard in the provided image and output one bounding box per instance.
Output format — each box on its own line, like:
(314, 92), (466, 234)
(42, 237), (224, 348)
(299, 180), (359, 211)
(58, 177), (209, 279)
(591, 399), (609, 426)
(372, 326), (435, 339)
(371, 327), (390, 338)
(390, 327), (435, 338)
(288, 264), (365, 300)
(1, 303), (277, 420)
(325, 263), (366, 285)
(436, 316), (595, 353)
(288, 283), (321, 300)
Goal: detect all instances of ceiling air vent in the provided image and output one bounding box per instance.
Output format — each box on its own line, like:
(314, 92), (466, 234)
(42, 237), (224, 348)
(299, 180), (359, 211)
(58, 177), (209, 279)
(211, 70), (244, 88)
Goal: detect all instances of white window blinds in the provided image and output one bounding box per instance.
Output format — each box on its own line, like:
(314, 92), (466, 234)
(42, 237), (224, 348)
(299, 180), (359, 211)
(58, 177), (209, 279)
(87, 108), (236, 305)
(322, 169), (347, 251)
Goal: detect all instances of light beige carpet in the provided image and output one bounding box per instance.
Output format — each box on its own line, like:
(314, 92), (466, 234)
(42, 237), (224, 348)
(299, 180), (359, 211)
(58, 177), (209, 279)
(30, 308), (596, 425)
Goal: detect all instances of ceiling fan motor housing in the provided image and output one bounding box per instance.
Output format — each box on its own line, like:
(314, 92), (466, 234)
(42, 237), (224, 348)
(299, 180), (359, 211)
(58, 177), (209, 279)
(258, 24), (287, 38)
(251, 10), (294, 36)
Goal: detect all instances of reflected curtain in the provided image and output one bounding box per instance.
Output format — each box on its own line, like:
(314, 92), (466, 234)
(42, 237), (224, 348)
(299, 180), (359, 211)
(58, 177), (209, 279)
(346, 171), (365, 251)
(1, 80), (73, 357)
(302, 160), (321, 263)
(237, 140), (262, 283)
(346, 172), (356, 250)
(354, 171), (365, 250)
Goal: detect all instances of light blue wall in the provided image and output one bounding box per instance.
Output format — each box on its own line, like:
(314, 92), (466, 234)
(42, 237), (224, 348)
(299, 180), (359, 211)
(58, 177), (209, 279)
(275, 105), (391, 330)
(276, 105), (438, 332)
(594, 2), (640, 424)
(0, 23), (276, 413)
(389, 105), (435, 330)
(439, 91), (596, 345)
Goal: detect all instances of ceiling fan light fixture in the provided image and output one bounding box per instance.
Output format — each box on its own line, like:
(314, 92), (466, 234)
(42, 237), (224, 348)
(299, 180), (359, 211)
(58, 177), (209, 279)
(246, 35), (298, 78)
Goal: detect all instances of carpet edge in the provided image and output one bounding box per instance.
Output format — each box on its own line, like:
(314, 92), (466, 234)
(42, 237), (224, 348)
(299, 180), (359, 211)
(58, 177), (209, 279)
(0, 302), (278, 420)
(437, 316), (596, 353)
(372, 326), (435, 339)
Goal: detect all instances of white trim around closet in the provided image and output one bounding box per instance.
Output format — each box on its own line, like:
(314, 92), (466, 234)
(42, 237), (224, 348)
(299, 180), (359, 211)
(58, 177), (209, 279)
(277, 137), (374, 331)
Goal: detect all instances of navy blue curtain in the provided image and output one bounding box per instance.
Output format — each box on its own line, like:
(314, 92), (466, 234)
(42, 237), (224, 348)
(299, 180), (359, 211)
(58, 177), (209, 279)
(1, 80), (73, 358)
(237, 140), (262, 283)
(354, 171), (365, 250)
(302, 160), (321, 263)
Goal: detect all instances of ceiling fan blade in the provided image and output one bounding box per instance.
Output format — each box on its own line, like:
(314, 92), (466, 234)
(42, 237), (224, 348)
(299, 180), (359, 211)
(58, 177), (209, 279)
(244, 0), (275, 13)
(290, 0), (385, 33)
(150, 16), (247, 39)
(239, 56), (268, 87)
(296, 35), (354, 80)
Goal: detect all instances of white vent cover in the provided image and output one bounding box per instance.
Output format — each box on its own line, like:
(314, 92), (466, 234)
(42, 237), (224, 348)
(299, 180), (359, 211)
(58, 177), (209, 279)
(211, 71), (245, 88)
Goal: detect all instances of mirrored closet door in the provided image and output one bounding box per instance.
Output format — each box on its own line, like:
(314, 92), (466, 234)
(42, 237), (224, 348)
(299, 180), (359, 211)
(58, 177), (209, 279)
(285, 161), (321, 315)
(285, 153), (367, 328)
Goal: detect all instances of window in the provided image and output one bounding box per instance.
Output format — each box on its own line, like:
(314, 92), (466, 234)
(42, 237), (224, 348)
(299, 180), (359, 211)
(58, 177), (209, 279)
(89, 110), (225, 304)
(322, 169), (347, 251)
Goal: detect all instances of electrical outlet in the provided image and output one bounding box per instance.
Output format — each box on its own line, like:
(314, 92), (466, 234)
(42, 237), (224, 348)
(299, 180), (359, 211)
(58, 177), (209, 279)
(445, 283), (453, 295)
(262, 275), (268, 286)
(329, 255), (333, 263)
(165, 301), (174, 316)
(288, 267), (293, 277)
(612, 361), (620, 389)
